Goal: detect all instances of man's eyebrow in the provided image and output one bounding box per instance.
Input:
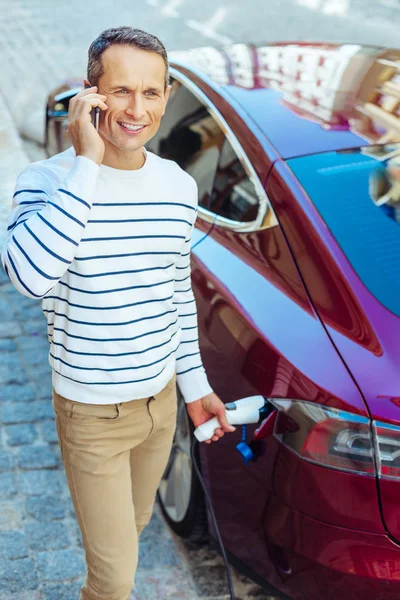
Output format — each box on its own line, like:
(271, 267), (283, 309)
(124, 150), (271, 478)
(109, 85), (163, 92)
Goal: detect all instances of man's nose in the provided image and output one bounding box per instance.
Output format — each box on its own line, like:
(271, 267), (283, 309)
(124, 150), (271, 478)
(125, 94), (146, 121)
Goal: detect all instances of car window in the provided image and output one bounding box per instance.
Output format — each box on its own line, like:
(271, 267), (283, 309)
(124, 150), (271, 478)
(147, 78), (261, 224)
(146, 80), (221, 208)
(206, 139), (260, 222)
(287, 144), (400, 317)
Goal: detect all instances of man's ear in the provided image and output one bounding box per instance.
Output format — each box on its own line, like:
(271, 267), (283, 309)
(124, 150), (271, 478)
(84, 78), (93, 88)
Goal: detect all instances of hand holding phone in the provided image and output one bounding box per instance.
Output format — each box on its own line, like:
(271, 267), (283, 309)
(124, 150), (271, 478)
(67, 84), (107, 165)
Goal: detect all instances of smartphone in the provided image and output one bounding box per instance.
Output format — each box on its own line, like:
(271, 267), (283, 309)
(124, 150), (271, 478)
(84, 83), (100, 131)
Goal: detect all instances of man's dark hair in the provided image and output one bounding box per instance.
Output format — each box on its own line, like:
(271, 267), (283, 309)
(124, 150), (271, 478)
(87, 26), (169, 90)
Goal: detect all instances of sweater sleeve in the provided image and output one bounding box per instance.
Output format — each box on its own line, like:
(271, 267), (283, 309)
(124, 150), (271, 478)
(1, 156), (99, 299)
(174, 216), (214, 404)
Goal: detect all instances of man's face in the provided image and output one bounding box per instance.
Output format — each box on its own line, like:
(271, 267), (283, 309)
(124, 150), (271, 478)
(96, 44), (171, 160)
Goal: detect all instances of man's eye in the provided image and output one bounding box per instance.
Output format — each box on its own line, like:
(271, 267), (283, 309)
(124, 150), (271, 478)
(145, 91), (157, 97)
(117, 89), (128, 94)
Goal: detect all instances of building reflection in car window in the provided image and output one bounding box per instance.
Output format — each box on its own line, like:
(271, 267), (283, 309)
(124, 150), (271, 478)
(367, 147), (400, 223)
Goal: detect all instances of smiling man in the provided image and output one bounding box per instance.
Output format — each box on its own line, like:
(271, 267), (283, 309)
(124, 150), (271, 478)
(1, 27), (235, 600)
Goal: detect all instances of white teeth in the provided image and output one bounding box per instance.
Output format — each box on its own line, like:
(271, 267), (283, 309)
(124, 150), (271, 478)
(119, 122), (145, 131)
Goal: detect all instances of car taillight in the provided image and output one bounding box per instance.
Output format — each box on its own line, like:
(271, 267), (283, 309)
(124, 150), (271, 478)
(269, 399), (376, 476)
(373, 422), (400, 480)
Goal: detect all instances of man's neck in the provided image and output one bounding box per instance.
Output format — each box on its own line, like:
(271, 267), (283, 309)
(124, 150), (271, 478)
(102, 148), (146, 171)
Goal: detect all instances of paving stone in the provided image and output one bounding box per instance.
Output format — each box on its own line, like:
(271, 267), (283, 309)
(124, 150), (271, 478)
(1, 401), (37, 423)
(0, 352), (21, 366)
(14, 304), (42, 320)
(0, 450), (14, 471)
(0, 363), (26, 384)
(26, 495), (67, 521)
(0, 531), (28, 559)
(21, 347), (49, 365)
(21, 319), (47, 336)
(0, 382), (36, 402)
(0, 320), (22, 337)
(16, 445), (58, 469)
(0, 338), (17, 352)
(41, 419), (58, 443)
(24, 520), (70, 551)
(37, 548), (85, 581)
(35, 400), (55, 421)
(19, 470), (62, 495)
(4, 423), (38, 446)
(0, 471), (17, 498)
(41, 582), (83, 600)
(34, 379), (53, 400)
(0, 309), (13, 321)
(26, 364), (52, 382)
(16, 335), (48, 351)
(0, 558), (38, 593)
(134, 566), (198, 600)
(0, 591), (40, 600)
(139, 534), (182, 568)
(0, 501), (23, 531)
(0, 267), (10, 287)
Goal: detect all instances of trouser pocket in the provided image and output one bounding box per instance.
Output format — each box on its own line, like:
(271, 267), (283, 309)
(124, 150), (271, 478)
(54, 413), (65, 461)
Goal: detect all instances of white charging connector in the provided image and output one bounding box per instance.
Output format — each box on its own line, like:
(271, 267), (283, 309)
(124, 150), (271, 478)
(194, 395), (266, 442)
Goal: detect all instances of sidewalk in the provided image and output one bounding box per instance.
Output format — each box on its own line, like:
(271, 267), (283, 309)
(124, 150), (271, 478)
(0, 97), (268, 600)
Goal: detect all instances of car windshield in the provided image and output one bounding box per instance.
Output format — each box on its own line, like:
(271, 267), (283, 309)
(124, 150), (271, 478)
(287, 143), (400, 317)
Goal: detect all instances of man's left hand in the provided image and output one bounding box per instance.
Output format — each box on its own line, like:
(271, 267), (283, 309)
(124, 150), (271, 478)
(186, 392), (236, 444)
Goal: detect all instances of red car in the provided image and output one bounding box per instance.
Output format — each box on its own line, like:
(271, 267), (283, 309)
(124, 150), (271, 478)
(46, 41), (400, 600)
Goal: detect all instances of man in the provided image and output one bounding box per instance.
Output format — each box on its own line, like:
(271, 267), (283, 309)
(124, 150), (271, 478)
(1, 26), (235, 600)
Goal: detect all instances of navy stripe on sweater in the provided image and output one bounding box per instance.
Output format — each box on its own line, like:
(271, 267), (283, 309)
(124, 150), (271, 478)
(67, 263), (174, 279)
(48, 201), (85, 227)
(8, 209), (38, 231)
(37, 214), (78, 246)
(12, 237), (59, 281)
(51, 318), (178, 344)
(58, 277), (173, 296)
(81, 234), (185, 243)
(51, 328), (179, 358)
(93, 201), (196, 211)
(51, 364), (169, 386)
(51, 342), (179, 372)
(75, 251), (181, 261)
(88, 217), (192, 226)
(45, 290), (174, 312)
(7, 251), (47, 298)
(42, 307), (177, 328)
(58, 188), (91, 209)
(176, 364), (203, 376)
(24, 223), (70, 264)
(13, 189), (48, 198)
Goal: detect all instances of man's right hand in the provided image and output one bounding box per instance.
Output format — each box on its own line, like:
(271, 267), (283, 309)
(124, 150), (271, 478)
(67, 85), (108, 166)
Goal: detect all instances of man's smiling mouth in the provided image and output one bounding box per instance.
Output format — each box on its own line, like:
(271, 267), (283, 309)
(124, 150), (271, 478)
(118, 122), (147, 134)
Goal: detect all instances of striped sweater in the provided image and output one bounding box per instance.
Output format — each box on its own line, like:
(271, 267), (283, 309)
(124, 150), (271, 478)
(1, 146), (213, 405)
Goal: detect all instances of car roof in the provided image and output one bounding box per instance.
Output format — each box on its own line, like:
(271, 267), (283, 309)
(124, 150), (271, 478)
(170, 42), (400, 159)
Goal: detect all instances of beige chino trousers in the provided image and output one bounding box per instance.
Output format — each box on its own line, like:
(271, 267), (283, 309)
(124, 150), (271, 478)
(51, 374), (177, 600)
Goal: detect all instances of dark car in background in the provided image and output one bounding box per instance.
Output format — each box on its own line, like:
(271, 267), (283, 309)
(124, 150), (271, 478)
(45, 41), (400, 600)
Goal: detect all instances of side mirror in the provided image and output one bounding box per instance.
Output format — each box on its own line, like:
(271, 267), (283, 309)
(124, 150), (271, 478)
(45, 80), (82, 157)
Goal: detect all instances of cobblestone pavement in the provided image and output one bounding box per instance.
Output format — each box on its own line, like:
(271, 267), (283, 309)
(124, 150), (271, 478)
(1, 0), (400, 598)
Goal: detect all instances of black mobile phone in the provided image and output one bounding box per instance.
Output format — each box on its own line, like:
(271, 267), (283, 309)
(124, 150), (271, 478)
(84, 83), (100, 131)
